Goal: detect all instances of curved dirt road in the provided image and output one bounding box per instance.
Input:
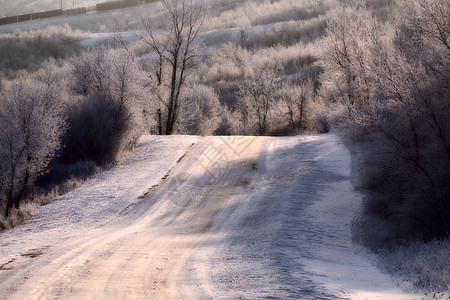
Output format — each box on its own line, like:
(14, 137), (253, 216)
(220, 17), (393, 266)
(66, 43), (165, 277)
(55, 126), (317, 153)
(0, 135), (414, 299)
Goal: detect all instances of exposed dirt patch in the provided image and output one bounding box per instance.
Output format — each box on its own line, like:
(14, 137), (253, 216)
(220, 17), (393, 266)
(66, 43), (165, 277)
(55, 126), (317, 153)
(236, 178), (250, 187)
(244, 161), (257, 170)
(138, 184), (159, 199)
(0, 259), (15, 270)
(177, 153), (187, 163)
(20, 247), (48, 258)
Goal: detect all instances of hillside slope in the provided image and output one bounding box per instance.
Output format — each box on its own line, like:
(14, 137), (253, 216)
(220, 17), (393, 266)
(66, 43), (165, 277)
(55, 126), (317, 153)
(0, 135), (417, 299)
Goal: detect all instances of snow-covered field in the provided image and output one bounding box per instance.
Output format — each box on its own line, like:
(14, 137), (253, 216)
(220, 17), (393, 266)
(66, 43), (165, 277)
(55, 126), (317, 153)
(0, 0), (106, 17)
(0, 1), (162, 33)
(0, 134), (418, 299)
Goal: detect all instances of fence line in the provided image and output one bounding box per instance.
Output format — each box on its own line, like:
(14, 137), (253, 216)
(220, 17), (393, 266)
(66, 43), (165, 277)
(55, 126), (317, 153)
(0, 0), (154, 26)
(62, 7), (87, 16)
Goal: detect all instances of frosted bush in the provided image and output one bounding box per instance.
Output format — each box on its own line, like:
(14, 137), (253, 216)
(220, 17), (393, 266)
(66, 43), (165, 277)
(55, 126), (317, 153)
(0, 25), (86, 78)
(67, 47), (145, 164)
(376, 239), (449, 295)
(176, 85), (222, 135)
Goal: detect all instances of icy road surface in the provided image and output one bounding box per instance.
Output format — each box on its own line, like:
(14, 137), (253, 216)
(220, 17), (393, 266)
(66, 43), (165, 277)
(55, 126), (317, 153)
(0, 135), (416, 299)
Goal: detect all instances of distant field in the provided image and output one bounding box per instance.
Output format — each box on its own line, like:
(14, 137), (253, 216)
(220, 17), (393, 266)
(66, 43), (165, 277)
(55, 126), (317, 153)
(0, 0), (107, 17)
(0, 1), (163, 33)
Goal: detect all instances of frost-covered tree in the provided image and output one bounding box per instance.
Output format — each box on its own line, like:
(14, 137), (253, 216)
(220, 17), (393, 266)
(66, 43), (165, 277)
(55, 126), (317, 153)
(70, 47), (145, 105)
(319, 5), (378, 111)
(236, 62), (281, 135)
(408, 0), (449, 51)
(277, 77), (313, 131)
(176, 84), (221, 135)
(0, 79), (65, 217)
(140, 0), (205, 135)
(320, 1), (450, 246)
(68, 47), (145, 164)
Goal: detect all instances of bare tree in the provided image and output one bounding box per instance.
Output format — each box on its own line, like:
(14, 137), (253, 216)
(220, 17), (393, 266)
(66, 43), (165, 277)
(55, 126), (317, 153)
(236, 62), (281, 135)
(319, 5), (377, 112)
(70, 47), (145, 109)
(139, 0), (205, 135)
(410, 0), (449, 51)
(278, 77), (313, 130)
(0, 80), (65, 217)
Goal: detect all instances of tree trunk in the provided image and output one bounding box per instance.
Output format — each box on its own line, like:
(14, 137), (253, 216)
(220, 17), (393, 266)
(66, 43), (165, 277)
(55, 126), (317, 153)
(4, 169), (16, 218)
(299, 97), (304, 129)
(14, 167), (30, 210)
(166, 52), (179, 135)
(5, 186), (14, 218)
(157, 109), (163, 135)
(288, 108), (295, 129)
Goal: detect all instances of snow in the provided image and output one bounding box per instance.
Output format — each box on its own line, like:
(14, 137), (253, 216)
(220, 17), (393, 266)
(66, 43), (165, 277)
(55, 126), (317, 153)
(0, 0), (106, 17)
(0, 2), (161, 34)
(79, 30), (146, 46)
(0, 134), (419, 298)
(206, 134), (417, 299)
(0, 135), (199, 262)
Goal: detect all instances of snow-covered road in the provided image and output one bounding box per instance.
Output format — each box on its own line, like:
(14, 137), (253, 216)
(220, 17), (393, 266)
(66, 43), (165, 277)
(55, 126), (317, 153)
(0, 135), (416, 299)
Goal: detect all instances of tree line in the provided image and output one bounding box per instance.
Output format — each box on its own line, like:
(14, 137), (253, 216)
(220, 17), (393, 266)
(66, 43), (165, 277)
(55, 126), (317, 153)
(319, 0), (449, 246)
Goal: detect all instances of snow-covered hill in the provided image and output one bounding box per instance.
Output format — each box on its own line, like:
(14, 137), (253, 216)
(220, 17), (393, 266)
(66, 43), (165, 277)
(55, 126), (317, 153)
(0, 134), (417, 299)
